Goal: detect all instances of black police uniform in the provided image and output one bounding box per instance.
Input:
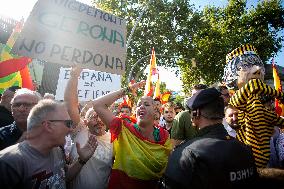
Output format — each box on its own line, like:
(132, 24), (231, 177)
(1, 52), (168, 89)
(163, 124), (258, 189)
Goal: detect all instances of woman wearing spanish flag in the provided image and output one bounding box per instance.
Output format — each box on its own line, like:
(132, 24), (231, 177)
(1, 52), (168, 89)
(92, 80), (172, 189)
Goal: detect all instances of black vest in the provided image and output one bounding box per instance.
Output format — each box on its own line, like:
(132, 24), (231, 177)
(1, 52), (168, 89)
(163, 124), (258, 189)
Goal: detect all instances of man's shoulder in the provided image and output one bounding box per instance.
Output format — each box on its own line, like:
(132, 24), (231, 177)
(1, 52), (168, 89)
(0, 143), (24, 161)
(173, 111), (191, 126)
(0, 123), (16, 136)
(0, 122), (19, 138)
(176, 136), (228, 155)
(0, 106), (10, 113)
(0, 122), (14, 130)
(175, 110), (190, 118)
(181, 135), (253, 159)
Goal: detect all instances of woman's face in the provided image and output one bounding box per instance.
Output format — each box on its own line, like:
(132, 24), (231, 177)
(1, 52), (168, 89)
(136, 96), (155, 125)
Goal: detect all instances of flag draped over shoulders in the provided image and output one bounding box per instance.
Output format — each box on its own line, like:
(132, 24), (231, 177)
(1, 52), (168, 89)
(108, 117), (172, 189)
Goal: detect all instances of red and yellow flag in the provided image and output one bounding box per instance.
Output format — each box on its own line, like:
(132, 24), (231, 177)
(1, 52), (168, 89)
(160, 92), (171, 104)
(153, 73), (160, 99)
(0, 18), (34, 93)
(144, 48), (157, 96)
(272, 60), (284, 116)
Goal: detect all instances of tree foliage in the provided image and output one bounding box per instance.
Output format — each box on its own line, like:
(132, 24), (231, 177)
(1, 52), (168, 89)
(93, 0), (284, 93)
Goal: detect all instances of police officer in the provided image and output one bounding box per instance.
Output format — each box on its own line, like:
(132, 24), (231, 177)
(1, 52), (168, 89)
(163, 88), (258, 189)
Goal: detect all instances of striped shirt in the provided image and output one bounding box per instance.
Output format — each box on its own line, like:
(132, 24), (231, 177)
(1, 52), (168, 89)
(230, 79), (284, 167)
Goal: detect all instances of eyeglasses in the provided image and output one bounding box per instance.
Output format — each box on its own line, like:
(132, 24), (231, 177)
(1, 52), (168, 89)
(12, 102), (37, 108)
(48, 120), (73, 128)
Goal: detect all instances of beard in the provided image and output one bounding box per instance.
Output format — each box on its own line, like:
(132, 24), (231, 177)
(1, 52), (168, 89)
(229, 123), (240, 130)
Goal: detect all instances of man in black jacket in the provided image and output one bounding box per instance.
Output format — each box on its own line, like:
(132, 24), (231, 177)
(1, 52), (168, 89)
(0, 86), (21, 128)
(0, 88), (41, 150)
(163, 88), (258, 189)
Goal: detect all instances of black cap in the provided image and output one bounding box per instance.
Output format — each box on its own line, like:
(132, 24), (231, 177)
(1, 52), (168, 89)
(186, 88), (221, 110)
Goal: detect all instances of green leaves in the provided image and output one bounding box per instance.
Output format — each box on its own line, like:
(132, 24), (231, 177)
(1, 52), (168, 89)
(93, 0), (284, 94)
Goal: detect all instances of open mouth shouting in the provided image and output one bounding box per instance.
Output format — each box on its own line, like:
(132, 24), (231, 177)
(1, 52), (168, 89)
(137, 109), (146, 119)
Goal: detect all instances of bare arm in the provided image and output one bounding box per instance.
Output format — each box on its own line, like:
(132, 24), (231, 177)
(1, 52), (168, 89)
(66, 134), (97, 182)
(92, 81), (145, 129)
(64, 66), (82, 126)
(257, 168), (284, 185)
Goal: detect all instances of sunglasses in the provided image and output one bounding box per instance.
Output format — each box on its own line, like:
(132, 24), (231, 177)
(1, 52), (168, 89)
(48, 120), (73, 128)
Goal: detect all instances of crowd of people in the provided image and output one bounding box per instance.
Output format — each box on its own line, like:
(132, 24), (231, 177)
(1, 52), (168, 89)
(1, 44), (284, 189)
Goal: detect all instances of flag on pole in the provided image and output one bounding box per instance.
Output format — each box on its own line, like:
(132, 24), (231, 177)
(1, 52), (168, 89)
(0, 18), (24, 60)
(160, 92), (171, 104)
(144, 48), (157, 96)
(0, 57), (32, 77)
(0, 18), (34, 93)
(272, 59), (284, 116)
(153, 73), (160, 99)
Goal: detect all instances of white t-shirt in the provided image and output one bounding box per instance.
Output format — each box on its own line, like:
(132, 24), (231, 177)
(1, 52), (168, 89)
(223, 118), (237, 138)
(70, 123), (113, 189)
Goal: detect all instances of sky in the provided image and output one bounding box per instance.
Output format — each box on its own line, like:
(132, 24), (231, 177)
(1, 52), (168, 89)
(0, 0), (283, 92)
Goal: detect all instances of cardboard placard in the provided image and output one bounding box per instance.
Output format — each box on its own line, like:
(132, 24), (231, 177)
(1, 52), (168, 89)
(55, 67), (121, 101)
(12, 0), (126, 75)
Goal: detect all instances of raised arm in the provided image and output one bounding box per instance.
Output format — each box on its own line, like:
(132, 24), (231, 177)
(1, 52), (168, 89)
(64, 66), (82, 126)
(230, 79), (284, 109)
(66, 134), (97, 182)
(92, 81), (145, 129)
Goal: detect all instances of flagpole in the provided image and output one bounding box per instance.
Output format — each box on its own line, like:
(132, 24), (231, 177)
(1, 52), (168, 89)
(127, 54), (151, 83)
(127, 54), (183, 83)
(126, 0), (153, 48)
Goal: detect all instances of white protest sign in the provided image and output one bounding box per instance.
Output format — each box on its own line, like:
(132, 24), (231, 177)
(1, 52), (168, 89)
(55, 68), (121, 101)
(12, 0), (126, 75)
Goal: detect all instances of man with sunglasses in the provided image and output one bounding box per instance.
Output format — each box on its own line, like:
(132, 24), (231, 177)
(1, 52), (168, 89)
(64, 66), (113, 189)
(0, 88), (42, 150)
(0, 99), (98, 189)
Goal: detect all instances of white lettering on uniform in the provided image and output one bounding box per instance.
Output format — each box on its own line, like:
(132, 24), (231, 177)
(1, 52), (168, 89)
(229, 167), (254, 182)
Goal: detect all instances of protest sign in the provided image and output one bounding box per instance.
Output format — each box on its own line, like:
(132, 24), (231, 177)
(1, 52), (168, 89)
(12, 0), (126, 75)
(55, 67), (121, 101)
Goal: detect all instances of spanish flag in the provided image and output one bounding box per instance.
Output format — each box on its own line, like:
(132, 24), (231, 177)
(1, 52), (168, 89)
(272, 59), (284, 116)
(153, 73), (160, 99)
(0, 18), (34, 93)
(0, 18), (24, 60)
(144, 48), (157, 96)
(160, 92), (171, 104)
